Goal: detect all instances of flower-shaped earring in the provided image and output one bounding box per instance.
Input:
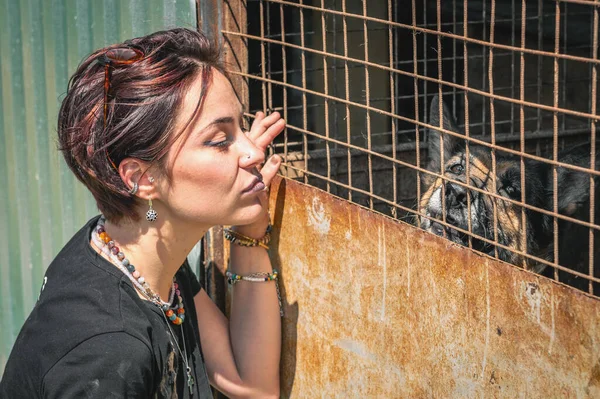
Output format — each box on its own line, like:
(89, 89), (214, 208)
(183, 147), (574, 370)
(146, 176), (157, 222)
(146, 198), (157, 222)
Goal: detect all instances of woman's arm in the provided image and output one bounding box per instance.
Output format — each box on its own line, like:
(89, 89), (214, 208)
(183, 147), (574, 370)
(194, 111), (284, 398)
(193, 244), (281, 398)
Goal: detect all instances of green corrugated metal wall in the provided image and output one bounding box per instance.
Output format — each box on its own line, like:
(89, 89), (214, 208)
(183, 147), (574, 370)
(0, 0), (198, 373)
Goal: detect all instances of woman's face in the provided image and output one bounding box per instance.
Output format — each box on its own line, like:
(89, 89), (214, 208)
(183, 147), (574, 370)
(155, 71), (266, 229)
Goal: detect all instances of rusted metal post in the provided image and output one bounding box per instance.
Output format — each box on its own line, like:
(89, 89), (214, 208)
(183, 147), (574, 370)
(196, 0), (248, 313)
(199, 0), (249, 104)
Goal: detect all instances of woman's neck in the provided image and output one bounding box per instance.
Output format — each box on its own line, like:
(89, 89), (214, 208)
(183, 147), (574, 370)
(100, 216), (207, 300)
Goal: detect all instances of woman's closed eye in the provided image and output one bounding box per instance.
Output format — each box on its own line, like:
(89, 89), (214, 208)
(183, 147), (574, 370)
(204, 133), (233, 150)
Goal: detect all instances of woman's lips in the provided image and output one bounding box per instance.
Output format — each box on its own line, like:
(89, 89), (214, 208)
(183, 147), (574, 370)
(243, 177), (265, 193)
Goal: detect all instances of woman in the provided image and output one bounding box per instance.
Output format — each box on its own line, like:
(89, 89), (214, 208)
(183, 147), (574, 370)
(0, 28), (284, 398)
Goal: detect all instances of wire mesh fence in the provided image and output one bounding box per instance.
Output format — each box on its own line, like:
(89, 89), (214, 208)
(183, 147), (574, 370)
(222, 0), (600, 296)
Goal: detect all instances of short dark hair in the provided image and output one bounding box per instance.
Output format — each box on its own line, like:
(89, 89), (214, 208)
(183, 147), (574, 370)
(58, 28), (225, 223)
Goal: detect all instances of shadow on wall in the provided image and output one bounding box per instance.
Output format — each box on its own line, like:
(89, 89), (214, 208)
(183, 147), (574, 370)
(271, 179), (299, 398)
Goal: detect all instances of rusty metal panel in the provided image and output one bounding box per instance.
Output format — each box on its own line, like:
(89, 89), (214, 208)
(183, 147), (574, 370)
(269, 176), (600, 398)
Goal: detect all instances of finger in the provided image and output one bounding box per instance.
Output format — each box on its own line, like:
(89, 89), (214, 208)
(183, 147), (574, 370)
(253, 118), (286, 150)
(249, 111), (282, 140)
(251, 111), (265, 129)
(260, 155), (282, 186)
(245, 112), (263, 137)
(245, 112), (263, 136)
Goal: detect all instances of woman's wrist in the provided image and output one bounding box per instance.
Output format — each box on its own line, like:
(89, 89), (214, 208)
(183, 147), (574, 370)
(224, 225), (272, 250)
(230, 212), (271, 240)
(228, 244), (272, 273)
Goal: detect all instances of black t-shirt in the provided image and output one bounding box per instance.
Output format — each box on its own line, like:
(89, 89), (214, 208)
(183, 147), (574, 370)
(0, 216), (213, 398)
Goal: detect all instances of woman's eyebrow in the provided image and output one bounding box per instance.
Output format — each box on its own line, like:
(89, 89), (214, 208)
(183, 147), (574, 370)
(196, 116), (235, 136)
(196, 108), (246, 137)
(207, 116), (235, 126)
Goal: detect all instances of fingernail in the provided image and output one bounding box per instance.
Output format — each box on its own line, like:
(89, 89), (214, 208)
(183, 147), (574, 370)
(270, 155), (281, 164)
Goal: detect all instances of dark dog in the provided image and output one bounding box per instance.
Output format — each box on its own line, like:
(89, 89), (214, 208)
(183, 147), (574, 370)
(419, 95), (600, 292)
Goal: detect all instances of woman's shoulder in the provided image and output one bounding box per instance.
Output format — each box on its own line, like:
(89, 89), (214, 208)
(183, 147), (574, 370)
(38, 216), (145, 328)
(8, 218), (164, 384)
(21, 249), (158, 362)
(41, 216), (157, 326)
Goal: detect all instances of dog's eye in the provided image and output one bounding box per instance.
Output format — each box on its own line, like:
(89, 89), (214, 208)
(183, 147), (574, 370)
(449, 163), (464, 174)
(501, 185), (520, 198)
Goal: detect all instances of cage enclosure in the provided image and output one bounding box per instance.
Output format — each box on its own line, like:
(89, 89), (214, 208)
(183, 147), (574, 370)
(234, 0), (600, 296)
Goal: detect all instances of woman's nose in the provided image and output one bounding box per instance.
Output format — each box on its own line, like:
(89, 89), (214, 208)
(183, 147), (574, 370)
(239, 138), (265, 169)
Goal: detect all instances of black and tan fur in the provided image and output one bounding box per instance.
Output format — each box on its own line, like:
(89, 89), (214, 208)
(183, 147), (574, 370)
(420, 96), (600, 292)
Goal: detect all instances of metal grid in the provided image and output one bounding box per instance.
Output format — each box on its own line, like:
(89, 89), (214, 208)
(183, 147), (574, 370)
(222, 0), (600, 296)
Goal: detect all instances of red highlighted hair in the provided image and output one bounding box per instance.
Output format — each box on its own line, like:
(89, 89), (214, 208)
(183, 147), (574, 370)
(58, 28), (225, 223)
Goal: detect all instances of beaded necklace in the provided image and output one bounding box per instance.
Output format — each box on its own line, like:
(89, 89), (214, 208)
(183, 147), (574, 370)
(91, 216), (196, 394)
(91, 216), (186, 325)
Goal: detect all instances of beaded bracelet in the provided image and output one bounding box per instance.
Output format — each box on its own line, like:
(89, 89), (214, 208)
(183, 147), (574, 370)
(226, 269), (278, 285)
(226, 269), (283, 317)
(224, 224), (273, 250)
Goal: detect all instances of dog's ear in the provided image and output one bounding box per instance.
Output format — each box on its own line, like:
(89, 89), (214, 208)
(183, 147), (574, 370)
(427, 95), (463, 171)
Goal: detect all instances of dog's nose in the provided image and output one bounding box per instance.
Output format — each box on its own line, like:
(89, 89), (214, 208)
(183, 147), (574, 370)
(446, 183), (467, 208)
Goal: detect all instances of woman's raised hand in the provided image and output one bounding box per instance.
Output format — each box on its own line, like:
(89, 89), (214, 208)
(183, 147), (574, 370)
(237, 111), (285, 237)
(247, 111), (286, 152)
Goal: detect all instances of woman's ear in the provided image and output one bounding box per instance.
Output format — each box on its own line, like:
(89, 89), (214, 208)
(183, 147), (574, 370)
(118, 158), (156, 199)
